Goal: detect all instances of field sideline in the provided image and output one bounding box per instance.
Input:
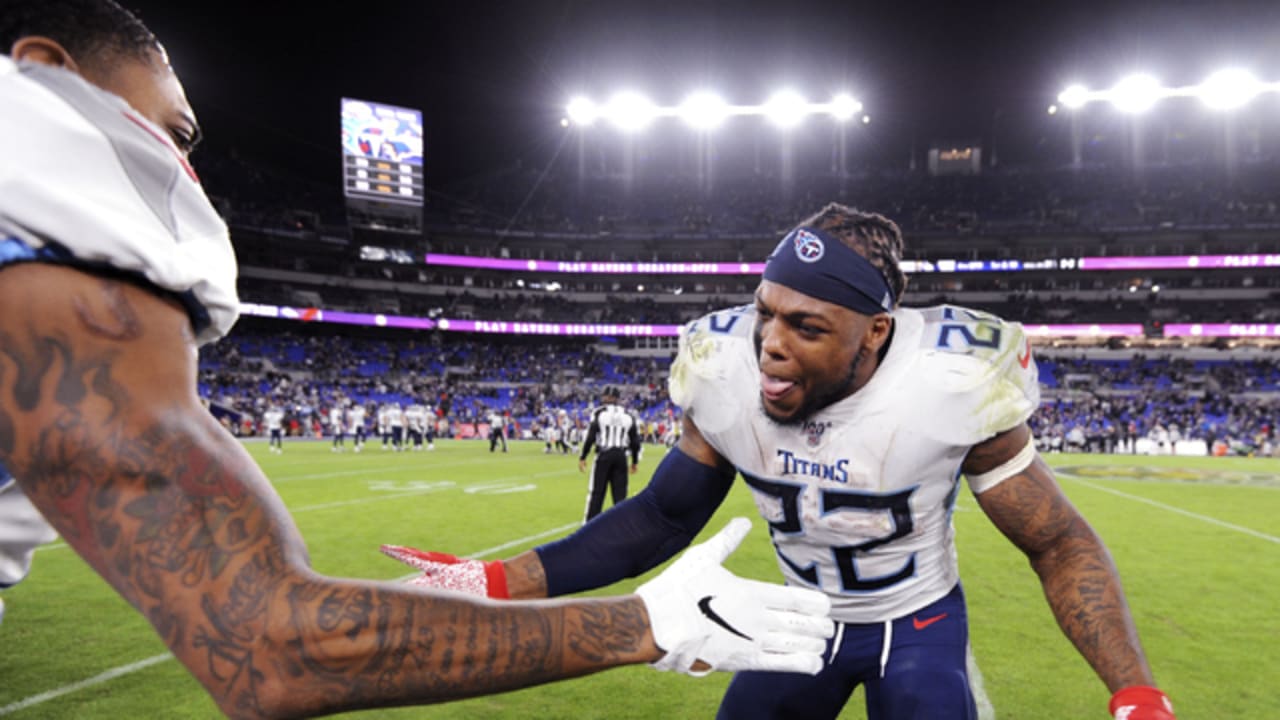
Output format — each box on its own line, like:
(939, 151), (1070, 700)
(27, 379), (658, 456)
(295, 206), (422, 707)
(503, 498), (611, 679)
(1, 440), (1277, 719)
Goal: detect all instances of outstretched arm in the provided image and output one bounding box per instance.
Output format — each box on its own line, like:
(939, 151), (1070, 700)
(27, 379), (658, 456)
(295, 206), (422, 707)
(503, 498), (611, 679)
(504, 416), (735, 599)
(0, 265), (660, 718)
(965, 424), (1160, 694)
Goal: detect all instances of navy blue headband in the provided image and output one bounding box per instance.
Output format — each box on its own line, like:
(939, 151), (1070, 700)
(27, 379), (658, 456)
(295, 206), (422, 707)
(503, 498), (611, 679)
(762, 226), (896, 315)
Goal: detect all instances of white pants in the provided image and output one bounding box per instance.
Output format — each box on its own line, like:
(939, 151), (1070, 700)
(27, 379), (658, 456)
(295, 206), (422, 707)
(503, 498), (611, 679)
(0, 481), (59, 587)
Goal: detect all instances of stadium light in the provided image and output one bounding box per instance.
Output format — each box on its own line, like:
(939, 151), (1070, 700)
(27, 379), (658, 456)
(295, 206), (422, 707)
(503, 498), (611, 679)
(1110, 74), (1163, 114)
(764, 90), (808, 128)
(1199, 68), (1263, 110)
(828, 93), (863, 121)
(678, 91), (730, 129)
(605, 91), (659, 132)
(1057, 84), (1090, 110)
(559, 89), (875, 131)
(566, 97), (600, 126)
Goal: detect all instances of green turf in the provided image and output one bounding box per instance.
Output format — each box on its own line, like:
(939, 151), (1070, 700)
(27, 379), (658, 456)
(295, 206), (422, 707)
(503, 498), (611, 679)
(1, 442), (1277, 718)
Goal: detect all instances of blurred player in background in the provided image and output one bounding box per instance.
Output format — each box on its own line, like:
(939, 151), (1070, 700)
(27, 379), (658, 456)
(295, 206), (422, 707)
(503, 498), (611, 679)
(388, 401), (405, 451)
(348, 401), (368, 452)
(0, 1), (835, 715)
(405, 399), (426, 450)
(377, 402), (391, 449)
(263, 402), (285, 454)
(329, 401), (346, 452)
(391, 206), (1177, 720)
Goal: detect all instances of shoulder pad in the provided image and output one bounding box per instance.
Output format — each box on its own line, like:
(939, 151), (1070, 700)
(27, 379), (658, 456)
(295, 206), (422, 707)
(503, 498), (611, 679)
(668, 306), (756, 434)
(910, 305), (1041, 443)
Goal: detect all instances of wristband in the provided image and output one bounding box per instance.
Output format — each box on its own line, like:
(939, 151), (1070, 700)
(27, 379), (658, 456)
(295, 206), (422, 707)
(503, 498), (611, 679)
(1110, 686), (1175, 719)
(483, 559), (510, 599)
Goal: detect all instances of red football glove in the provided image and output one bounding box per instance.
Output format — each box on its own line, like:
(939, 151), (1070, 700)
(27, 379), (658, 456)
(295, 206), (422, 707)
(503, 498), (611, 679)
(380, 545), (510, 599)
(1110, 686), (1176, 720)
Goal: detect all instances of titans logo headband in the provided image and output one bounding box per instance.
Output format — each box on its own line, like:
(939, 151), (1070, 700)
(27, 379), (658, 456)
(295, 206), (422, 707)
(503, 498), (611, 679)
(762, 226), (896, 315)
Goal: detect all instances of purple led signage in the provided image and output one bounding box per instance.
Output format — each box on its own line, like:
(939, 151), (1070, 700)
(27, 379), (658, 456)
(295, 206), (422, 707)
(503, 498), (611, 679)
(425, 253), (764, 275)
(1162, 323), (1280, 338)
(240, 303), (683, 336)
(242, 302), (1156, 339)
(433, 319), (683, 336)
(1022, 323), (1145, 338)
(1079, 254), (1280, 271)
(427, 252), (1280, 275)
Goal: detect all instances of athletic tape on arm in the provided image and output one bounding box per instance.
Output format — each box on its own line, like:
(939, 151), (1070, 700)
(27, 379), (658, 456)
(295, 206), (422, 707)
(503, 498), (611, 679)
(966, 436), (1037, 494)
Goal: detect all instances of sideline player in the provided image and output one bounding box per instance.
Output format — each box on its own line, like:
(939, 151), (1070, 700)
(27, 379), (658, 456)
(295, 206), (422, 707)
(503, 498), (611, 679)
(0, 3), (834, 715)
(348, 401), (367, 451)
(329, 402), (346, 452)
(389, 206), (1177, 720)
(405, 399), (426, 450)
(263, 402), (285, 454)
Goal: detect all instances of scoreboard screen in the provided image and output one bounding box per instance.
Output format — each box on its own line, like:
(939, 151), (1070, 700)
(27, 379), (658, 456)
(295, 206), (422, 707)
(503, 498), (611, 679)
(341, 98), (424, 205)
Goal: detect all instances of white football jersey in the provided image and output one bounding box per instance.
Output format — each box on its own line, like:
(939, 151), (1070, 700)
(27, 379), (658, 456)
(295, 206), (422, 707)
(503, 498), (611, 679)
(404, 405), (426, 431)
(669, 303), (1039, 623)
(329, 407), (344, 429)
(0, 479), (59, 587)
(0, 57), (238, 345)
(348, 406), (367, 433)
(263, 409), (285, 431)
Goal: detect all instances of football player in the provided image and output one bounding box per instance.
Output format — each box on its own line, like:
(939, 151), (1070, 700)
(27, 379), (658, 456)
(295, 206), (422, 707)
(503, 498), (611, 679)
(387, 205), (1176, 720)
(328, 402), (346, 452)
(0, 2), (834, 715)
(263, 402), (285, 453)
(348, 401), (367, 451)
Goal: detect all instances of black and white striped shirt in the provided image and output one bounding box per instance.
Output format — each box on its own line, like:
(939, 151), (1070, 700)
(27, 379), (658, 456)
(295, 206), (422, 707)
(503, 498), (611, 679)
(580, 404), (641, 464)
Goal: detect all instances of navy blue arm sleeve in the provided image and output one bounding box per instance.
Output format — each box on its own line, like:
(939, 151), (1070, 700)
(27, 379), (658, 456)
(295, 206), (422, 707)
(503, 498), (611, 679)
(534, 446), (736, 597)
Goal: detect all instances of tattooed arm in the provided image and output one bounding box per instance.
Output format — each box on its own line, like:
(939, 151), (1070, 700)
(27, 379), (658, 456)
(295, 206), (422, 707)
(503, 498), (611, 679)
(0, 264), (659, 718)
(963, 423), (1156, 692)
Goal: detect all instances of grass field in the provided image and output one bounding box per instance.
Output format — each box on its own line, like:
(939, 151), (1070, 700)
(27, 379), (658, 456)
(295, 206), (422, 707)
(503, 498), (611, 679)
(1, 440), (1277, 719)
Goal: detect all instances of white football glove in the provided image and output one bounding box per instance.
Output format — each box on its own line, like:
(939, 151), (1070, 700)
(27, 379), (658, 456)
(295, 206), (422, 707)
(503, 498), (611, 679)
(635, 517), (833, 676)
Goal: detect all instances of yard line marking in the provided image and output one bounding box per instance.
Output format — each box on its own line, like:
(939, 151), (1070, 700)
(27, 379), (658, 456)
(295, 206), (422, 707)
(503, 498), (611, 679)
(1071, 478), (1280, 544)
(30, 470), (580, 552)
(272, 457), (496, 483)
(5, 522), (584, 713)
(0, 653), (172, 717)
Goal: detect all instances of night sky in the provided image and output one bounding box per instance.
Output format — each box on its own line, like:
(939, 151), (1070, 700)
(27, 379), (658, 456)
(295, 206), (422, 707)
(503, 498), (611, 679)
(121, 0), (1280, 185)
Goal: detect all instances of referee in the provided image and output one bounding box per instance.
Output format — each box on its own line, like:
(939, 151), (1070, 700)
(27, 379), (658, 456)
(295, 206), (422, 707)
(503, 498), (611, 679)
(578, 387), (641, 521)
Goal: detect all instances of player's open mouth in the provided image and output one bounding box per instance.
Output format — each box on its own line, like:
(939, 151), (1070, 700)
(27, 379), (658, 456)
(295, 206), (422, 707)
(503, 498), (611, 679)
(760, 372), (797, 401)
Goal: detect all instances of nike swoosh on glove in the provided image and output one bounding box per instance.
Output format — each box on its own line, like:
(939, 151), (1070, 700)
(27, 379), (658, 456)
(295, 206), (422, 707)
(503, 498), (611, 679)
(635, 517), (834, 677)
(1110, 686), (1176, 720)
(380, 545), (510, 599)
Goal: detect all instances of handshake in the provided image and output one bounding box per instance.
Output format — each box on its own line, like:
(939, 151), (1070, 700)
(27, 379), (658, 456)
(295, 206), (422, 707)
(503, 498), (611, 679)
(382, 518), (834, 676)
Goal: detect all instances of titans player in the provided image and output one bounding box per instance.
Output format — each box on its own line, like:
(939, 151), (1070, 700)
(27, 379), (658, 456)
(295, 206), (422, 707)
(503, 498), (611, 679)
(388, 205), (1176, 720)
(0, 2), (835, 714)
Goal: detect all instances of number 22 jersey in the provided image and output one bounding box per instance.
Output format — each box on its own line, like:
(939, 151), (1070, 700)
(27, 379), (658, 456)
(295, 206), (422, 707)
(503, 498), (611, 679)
(669, 304), (1040, 623)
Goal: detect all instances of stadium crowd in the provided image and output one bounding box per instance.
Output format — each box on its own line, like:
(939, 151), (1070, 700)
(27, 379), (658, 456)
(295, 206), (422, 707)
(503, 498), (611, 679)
(198, 330), (1278, 457)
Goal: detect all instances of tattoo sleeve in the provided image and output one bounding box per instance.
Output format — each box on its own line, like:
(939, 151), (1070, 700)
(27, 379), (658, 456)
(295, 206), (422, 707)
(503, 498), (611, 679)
(0, 266), (657, 719)
(969, 427), (1155, 692)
